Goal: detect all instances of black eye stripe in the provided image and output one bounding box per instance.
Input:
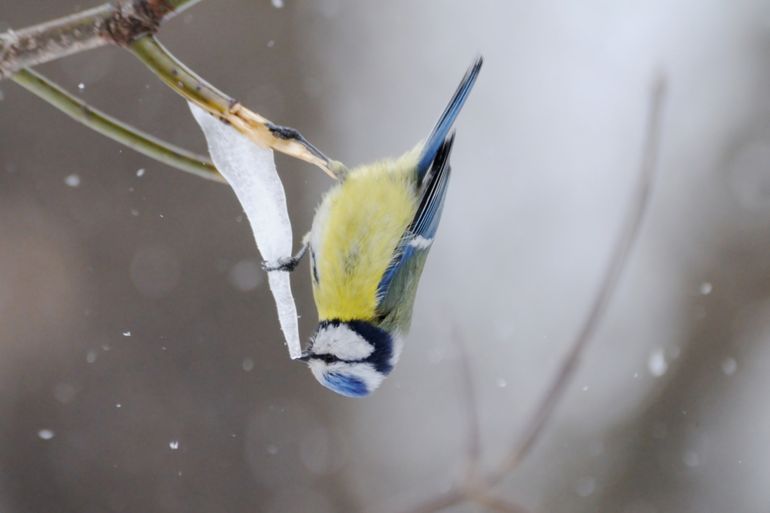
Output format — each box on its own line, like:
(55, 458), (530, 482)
(311, 353), (358, 365)
(308, 320), (394, 375)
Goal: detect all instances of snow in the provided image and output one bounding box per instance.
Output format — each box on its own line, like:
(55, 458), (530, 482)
(37, 429), (55, 440)
(64, 174), (81, 187)
(189, 103), (301, 359)
(647, 348), (668, 377)
(721, 357), (737, 375)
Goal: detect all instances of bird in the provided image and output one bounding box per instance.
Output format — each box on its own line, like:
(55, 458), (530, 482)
(270, 57), (482, 397)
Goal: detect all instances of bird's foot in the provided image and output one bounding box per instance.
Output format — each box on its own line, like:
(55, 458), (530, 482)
(262, 256), (300, 273)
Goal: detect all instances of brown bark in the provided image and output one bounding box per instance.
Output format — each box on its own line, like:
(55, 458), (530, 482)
(0, 0), (187, 80)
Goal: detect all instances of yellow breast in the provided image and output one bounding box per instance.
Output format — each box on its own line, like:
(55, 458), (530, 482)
(310, 150), (420, 321)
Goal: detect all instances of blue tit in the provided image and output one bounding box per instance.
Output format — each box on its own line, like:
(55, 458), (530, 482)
(274, 57), (482, 397)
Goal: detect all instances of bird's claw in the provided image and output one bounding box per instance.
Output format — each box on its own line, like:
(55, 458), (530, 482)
(262, 256), (299, 273)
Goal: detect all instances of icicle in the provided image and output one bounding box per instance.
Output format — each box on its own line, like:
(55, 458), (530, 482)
(190, 103), (301, 359)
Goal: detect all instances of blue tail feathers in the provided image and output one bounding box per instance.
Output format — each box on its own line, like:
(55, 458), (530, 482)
(416, 56), (483, 182)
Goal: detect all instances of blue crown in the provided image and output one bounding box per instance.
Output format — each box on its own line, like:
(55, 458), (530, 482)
(323, 372), (370, 397)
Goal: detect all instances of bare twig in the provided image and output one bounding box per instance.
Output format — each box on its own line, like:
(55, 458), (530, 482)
(396, 489), (465, 513)
(395, 76), (667, 513)
(12, 68), (222, 182)
(0, 0), (202, 80)
(451, 326), (482, 479)
(129, 35), (345, 178)
(488, 77), (666, 483)
(397, 485), (532, 513)
(464, 489), (533, 513)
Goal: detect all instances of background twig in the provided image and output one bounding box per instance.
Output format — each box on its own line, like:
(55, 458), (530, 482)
(488, 77), (666, 483)
(450, 326), (482, 479)
(12, 68), (222, 182)
(397, 75), (667, 513)
(465, 491), (533, 513)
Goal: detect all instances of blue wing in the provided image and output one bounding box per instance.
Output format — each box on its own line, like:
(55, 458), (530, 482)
(416, 56), (482, 183)
(376, 134), (455, 305)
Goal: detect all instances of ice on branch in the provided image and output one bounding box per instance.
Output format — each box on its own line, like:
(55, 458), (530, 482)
(189, 103), (302, 359)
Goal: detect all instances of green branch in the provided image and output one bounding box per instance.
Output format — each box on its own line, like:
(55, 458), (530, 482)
(12, 68), (223, 182)
(2, 0), (342, 181)
(130, 35), (345, 178)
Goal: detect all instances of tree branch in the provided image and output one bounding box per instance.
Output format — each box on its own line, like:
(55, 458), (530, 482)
(464, 490), (532, 513)
(11, 68), (222, 182)
(0, 0), (202, 80)
(451, 326), (482, 480)
(129, 35), (344, 178)
(2, 0), (343, 178)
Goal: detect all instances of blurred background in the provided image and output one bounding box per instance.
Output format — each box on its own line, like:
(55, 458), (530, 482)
(2, 0), (770, 512)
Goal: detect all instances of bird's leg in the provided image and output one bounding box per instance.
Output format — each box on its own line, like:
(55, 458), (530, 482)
(262, 233), (310, 273)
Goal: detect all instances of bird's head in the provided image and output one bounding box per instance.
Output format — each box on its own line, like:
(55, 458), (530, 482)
(300, 320), (399, 398)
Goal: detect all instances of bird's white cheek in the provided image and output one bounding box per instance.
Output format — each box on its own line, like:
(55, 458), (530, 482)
(308, 359), (328, 384)
(313, 325), (374, 360)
